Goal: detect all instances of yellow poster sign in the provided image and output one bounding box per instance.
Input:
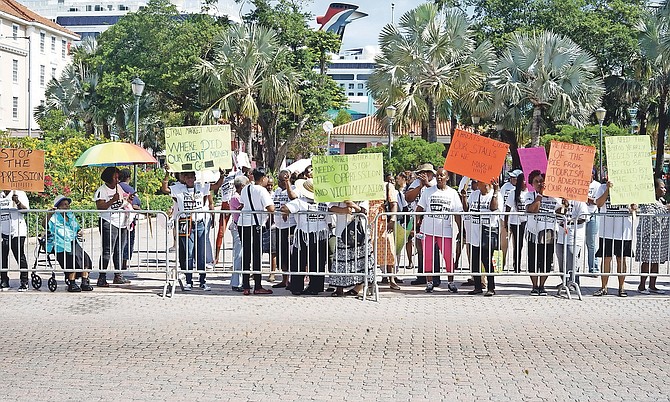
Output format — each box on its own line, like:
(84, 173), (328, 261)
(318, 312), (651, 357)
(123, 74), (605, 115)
(605, 135), (655, 205)
(164, 125), (232, 172)
(312, 153), (384, 202)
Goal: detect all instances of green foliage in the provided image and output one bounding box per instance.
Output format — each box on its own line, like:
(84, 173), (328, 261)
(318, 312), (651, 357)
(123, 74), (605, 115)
(358, 135), (446, 174)
(145, 194), (173, 213)
(333, 110), (353, 126)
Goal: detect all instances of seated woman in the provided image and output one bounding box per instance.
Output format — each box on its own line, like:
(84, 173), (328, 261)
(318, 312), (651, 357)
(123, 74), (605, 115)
(46, 195), (94, 292)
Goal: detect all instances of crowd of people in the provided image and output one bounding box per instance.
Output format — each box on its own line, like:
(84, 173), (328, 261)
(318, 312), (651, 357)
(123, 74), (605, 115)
(0, 161), (668, 298)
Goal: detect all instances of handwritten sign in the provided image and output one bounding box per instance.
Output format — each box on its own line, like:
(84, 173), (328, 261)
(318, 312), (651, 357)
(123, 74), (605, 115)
(444, 129), (509, 183)
(312, 153), (384, 202)
(518, 147), (548, 175)
(164, 125), (232, 172)
(544, 141), (595, 202)
(605, 135), (655, 205)
(0, 148), (44, 192)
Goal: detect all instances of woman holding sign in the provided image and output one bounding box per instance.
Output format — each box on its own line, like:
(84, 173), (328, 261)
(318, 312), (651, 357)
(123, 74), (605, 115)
(636, 178), (670, 294)
(0, 190), (30, 291)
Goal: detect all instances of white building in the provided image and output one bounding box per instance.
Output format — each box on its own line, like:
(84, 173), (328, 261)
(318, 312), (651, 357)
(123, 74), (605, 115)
(326, 46), (378, 119)
(0, 0), (78, 136)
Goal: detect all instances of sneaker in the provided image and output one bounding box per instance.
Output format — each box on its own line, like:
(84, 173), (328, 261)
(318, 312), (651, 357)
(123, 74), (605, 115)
(199, 284), (212, 291)
(0, 281), (9, 290)
(530, 288), (540, 296)
(618, 289), (628, 298)
(447, 283), (458, 293)
(18, 283), (28, 292)
(538, 287), (547, 296)
(593, 288), (608, 297)
(113, 274), (130, 284)
(80, 279), (94, 292)
(638, 287), (651, 295)
(253, 288), (272, 295)
(425, 283), (434, 293)
(484, 290), (495, 297)
(231, 286), (244, 292)
(168, 246), (176, 253)
(467, 289), (483, 295)
(183, 283), (193, 291)
(67, 282), (82, 292)
(205, 263), (215, 269)
(649, 288), (665, 294)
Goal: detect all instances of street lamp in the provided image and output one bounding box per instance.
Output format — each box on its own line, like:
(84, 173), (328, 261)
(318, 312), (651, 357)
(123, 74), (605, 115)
(322, 121), (334, 155)
(628, 107), (638, 135)
(131, 77), (145, 189)
(595, 107), (606, 181)
(212, 107), (221, 122)
(386, 105), (396, 160)
(471, 115), (480, 133)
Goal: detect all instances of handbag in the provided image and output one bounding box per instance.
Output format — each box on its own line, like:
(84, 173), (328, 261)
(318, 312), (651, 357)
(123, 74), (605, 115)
(341, 218), (366, 248)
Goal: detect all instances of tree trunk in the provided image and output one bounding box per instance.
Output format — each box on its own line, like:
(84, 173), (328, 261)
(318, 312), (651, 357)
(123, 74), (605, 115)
(102, 120), (110, 139)
(115, 107), (127, 140)
(530, 106), (542, 147)
(654, 86), (668, 178)
(501, 129), (520, 169)
(273, 117), (309, 172)
(427, 98), (437, 143)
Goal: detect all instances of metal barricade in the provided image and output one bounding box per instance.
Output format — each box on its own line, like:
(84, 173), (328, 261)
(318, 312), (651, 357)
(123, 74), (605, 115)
(0, 209), (172, 295)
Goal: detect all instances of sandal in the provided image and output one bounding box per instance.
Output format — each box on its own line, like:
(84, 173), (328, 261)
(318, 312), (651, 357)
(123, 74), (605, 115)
(331, 291), (343, 297)
(618, 289), (628, 298)
(389, 283), (401, 290)
(344, 289), (359, 297)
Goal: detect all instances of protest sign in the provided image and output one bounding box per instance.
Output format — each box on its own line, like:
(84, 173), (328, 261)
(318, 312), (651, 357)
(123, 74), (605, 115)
(605, 135), (655, 205)
(544, 141), (595, 202)
(164, 125), (232, 171)
(444, 129), (509, 183)
(312, 153), (384, 202)
(0, 148), (45, 192)
(517, 147), (548, 175)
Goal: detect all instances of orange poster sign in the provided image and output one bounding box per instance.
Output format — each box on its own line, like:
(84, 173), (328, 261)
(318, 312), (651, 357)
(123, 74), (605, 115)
(444, 129), (509, 183)
(0, 148), (45, 192)
(544, 141), (595, 202)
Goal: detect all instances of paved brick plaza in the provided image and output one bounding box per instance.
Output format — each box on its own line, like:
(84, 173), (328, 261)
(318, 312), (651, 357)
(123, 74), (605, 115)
(1, 274), (669, 401)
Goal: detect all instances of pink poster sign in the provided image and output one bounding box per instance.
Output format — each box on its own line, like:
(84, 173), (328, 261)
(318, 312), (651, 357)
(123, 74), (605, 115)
(517, 147), (548, 175)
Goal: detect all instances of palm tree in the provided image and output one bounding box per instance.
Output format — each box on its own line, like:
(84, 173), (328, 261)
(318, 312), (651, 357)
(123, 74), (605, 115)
(368, 4), (495, 142)
(490, 31), (605, 147)
(194, 24), (303, 170)
(637, 4), (670, 177)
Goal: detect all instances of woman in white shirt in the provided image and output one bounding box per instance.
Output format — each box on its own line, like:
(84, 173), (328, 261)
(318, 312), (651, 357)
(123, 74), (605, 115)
(556, 199), (590, 286)
(0, 190), (30, 291)
(504, 173), (528, 274)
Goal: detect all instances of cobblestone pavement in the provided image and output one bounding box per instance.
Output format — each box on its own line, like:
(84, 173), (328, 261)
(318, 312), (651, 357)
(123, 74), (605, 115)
(1, 273), (669, 402)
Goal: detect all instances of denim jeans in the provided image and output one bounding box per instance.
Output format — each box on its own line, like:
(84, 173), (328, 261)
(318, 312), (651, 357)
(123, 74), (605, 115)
(230, 224), (242, 288)
(179, 220), (206, 286)
(585, 216), (599, 272)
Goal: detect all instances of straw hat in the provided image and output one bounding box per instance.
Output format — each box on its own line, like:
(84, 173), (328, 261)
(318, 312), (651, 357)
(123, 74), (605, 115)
(415, 163), (436, 174)
(295, 178), (315, 200)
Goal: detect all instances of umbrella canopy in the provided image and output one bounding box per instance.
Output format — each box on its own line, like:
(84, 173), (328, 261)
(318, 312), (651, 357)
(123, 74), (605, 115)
(75, 142), (158, 167)
(285, 158), (311, 174)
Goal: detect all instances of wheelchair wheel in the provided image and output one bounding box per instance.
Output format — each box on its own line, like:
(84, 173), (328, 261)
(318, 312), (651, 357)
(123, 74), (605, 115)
(31, 273), (42, 290)
(47, 277), (57, 292)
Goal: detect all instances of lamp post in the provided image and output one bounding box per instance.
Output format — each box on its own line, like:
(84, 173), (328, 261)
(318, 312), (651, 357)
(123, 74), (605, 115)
(322, 121), (334, 155)
(212, 107), (221, 123)
(131, 77), (145, 190)
(595, 107), (606, 181)
(471, 115), (480, 133)
(386, 105), (396, 161)
(628, 107), (638, 135)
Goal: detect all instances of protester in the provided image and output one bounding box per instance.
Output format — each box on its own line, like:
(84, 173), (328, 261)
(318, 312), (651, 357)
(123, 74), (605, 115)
(238, 168), (275, 295)
(457, 177), (481, 287)
(636, 178), (670, 294)
(264, 175), (277, 281)
(95, 167), (133, 288)
(463, 179), (502, 296)
(594, 180), (635, 297)
(118, 168), (140, 283)
(270, 170), (298, 289)
(416, 168), (462, 293)
(504, 173), (527, 273)
(585, 171), (601, 274)
(213, 169), (236, 265)
(0, 189), (30, 291)
(555, 198), (590, 286)
(372, 174), (399, 290)
(228, 176), (249, 292)
(524, 170), (560, 296)
(281, 178), (329, 295)
(498, 169), (521, 266)
(47, 195), (94, 292)
(394, 171), (413, 266)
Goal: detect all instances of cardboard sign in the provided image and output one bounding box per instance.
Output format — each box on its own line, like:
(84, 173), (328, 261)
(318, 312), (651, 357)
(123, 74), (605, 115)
(444, 129), (509, 183)
(312, 153), (384, 202)
(605, 135), (655, 205)
(0, 148), (45, 192)
(517, 147), (548, 175)
(544, 141), (595, 202)
(164, 125), (232, 172)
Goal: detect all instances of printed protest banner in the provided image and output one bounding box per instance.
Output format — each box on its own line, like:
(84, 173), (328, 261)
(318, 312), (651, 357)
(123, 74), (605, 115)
(312, 153), (384, 202)
(517, 147), (548, 175)
(444, 129), (509, 183)
(605, 135), (655, 205)
(0, 148), (45, 192)
(164, 125), (232, 171)
(544, 141), (595, 202)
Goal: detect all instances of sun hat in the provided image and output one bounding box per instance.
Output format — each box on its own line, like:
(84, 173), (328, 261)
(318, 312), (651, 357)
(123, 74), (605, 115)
(414, 163), (436, 174)
(53, 195), (72, 209)
(295, 178), (315, 200)
(509, 169), (523, 178)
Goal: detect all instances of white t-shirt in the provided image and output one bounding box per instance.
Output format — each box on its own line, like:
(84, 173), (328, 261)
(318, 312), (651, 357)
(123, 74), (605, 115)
(173, 182), (210, 222)
(330, 201), (369, 237)
(218, 171), (236, 203)
(239, 184), (273, 227)
(94, 183), (130, 228)
(417, 185), (463, 238)
(273, 186), (297, 229)
(557, 201), (590, 245)
(285, 197), (329, 233)
(407, 177), (436, 211)
(500, 181), (516, 206)
(524, 192), (560, 235)
(467, 190), (501, 247)
(595, 184), (633, 240)
(0, 191), (28, 236)
(505, 189), (528, 225)
(458, 177), (475, 231)
(586, 180), (601, 214)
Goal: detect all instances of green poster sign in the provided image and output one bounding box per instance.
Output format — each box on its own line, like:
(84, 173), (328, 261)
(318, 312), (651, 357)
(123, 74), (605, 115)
(605, 135), (655, 205)
(312, 153), (385, 202)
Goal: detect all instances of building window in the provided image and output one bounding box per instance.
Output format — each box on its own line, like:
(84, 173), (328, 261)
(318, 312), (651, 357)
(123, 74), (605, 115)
(51, 36), (56, 52)
(12, 97), (19, 119)
(40, 32), (45, 52)
(348, 83), (354, 89)
(357, 92), (364, 96)
(52, 67), (57, 79)
(86, 5), (92, 11)
(12, 60), (18, 83)
(119, 5), (129, 10)
(40, 99), (45, 107)
(62, 40), (67, 58)
(12, 25), (18, 39)
(339, 83), (345, 88)
(327, 74), (355, 81)
(94, 5), (104, 11)
(356, 74), (371, 80)
(347, 92), (354, 96)
(357, 83), (364, 89)
(40, 65), (45, 86)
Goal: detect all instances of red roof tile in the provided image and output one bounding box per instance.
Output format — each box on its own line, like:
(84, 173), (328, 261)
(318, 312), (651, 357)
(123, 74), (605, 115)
(0, 0), (78, 37)
(331, 115), (452, 137)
